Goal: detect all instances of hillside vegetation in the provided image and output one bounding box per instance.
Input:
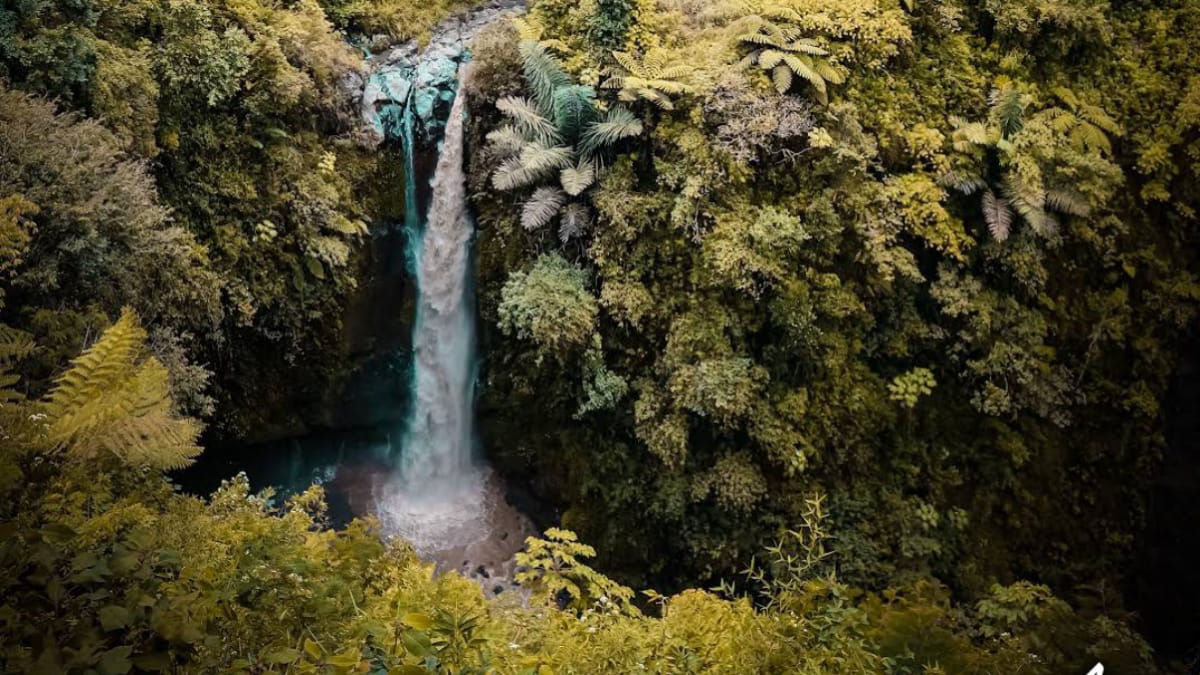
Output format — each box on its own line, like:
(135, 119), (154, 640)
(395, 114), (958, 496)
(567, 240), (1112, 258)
(2, 0), (1199, 671)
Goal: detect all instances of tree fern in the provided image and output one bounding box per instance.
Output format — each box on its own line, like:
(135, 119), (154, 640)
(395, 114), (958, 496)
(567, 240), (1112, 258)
(602, 48), (696, 111)
(738, 16), (842, 103)
(43, 308), (202, 471)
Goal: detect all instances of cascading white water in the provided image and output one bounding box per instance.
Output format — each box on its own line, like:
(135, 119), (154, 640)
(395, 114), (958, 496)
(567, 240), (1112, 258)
(404, 82), (474, 481)
(375, 81), (491, 553)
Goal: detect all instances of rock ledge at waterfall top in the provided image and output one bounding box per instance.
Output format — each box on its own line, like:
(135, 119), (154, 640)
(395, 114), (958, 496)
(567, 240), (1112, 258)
(340, 0), (526, 147)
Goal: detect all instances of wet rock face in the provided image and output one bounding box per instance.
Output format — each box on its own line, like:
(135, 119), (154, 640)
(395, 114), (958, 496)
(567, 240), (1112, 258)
(341, 0), (526, 147)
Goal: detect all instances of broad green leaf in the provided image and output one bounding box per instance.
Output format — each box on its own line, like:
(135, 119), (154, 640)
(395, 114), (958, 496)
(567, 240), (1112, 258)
(99, 605), (131, 631)
(401, 612), (434, 630)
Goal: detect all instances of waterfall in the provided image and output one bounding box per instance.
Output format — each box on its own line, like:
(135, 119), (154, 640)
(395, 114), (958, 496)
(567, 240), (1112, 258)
(376, 78), (490, 553)
(402, 86), (475, 481)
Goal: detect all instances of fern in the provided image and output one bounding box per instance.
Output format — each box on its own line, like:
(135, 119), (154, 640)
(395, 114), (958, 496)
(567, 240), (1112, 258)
(552, 85), (599, 143)
(982, 190), (1014, 241)
(0, 324), (34, 405)
(519, 41), (571, 114)
(738, 16), (842, 103)
(496, 97), (560, 145)
(521, 187), (567, 231)
(492, 143), (575, 191)
(560, 162), (597, 196)
(1044, 186), (1092, 217)
(559, 203), (593, 243)
(0, 324), (35, 364)
(486, 126), (528, 158)
(1002, 178), (1049, 236)
(43, 308), (201, 471)
(989, 87), (1029, 138)
(603, 48), (696, 111)
(579, 106), (643, 159)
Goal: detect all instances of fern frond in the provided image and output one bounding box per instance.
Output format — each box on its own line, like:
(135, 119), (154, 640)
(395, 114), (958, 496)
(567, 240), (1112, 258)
(938, 170), (987, 195)
(560, 162), (596, 196)
(521, 187), (567, 231)
(771, 64), (794, 94)
(45, 309), (145, 420)
(739, 33), (786, 50)
(559, 203), (593, 243)
(580, 106), (643, 158)
(492, 143), (574, 191)
(496, 97), (560, 145)
(486, 125), (528, 157)
(951, 120), (992, 151)
(613, 51), (642, 74)
(1080, 103), (1121, 136)
(1071, 123), (1112, 155)
(759, 49), (786, 70)
(551, 85), (598, 143)
(1044, 187), (1091, 217)
(0, 324), (35, 364)
(43, 308), (202, 471)
(786, 39), (827, 56)
(1002, 178), (1048, 234)
(512, 17), (543, 42)
(810, 59), (844, 85)
(982, 190), (1014, 242)
(989, 87), (1028, 138)
(519, 41), (571, 114)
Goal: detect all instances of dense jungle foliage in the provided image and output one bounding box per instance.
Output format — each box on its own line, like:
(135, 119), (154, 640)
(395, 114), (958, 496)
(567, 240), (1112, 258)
(1, 0), (1199, 671)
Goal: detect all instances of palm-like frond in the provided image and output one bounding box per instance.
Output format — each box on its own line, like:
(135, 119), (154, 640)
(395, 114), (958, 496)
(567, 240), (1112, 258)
(989, 87), (1028, 138)
(519, 40), (571, 113)
(486, 125), (529, 158)
(1044, 186), (1091, 217)
(521, 187), (567, 231)
(552, 85), (599, 143)
(558, 203), (593, 243)
(1002, 178), (1049, 235)
(982, 189), (1014, 241)
(580, 106), (643, 159)
(560, 161), (597, 196)
(939, 169), (988, 195)
(496, 97), (560, 145)
(493, 143), (575, 191)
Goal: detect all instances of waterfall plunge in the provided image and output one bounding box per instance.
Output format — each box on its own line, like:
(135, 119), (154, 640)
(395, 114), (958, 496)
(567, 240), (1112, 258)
(375, 83), (490, 554)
